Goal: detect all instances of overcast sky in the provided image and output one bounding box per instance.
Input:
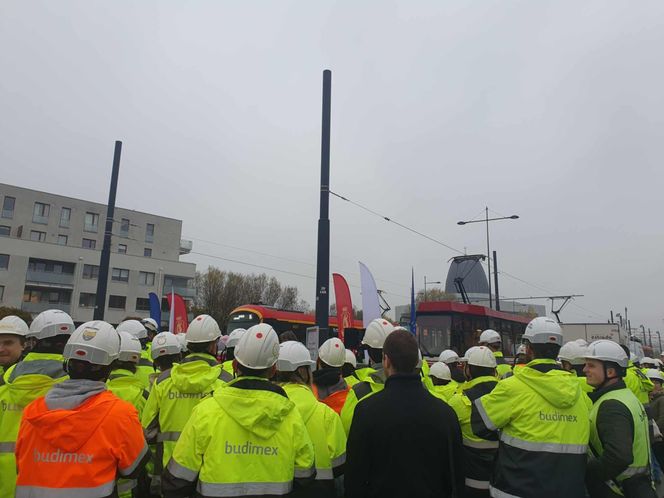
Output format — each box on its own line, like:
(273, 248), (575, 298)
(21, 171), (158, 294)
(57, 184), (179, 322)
(2, 1), (663, 332)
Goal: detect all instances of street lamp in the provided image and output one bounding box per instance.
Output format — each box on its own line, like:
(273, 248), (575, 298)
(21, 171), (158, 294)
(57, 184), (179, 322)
(457, 208), (519, 309)
(656, 331), (662, 356)
(423, 276), (442, 302)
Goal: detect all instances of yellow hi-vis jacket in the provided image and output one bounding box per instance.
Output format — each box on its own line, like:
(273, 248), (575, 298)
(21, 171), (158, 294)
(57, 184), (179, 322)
(165, 376), (316, 498)
(473, 359), (591, 498)
(107, 368), (150, 498)
(340, 367), (385, 434)
(431, 380), (459, 402)
(494, 351), (513, 379)
(282, 383), (346, 485)
(0, 352), (67, 498)
(142, 353), (232, 473)
(448, 375), (499, 492)
(624, 363), (653, 405)
(135, 348), (154, 390)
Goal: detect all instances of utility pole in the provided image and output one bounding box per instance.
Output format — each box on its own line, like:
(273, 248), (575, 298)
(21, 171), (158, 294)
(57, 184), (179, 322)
(493, 251), (500, 311)
(94, 141), (122, 320)
(314, 70), (332, 344)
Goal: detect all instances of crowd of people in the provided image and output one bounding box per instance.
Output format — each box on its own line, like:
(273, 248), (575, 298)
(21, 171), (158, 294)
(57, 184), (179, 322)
(0, 309), (662, 498)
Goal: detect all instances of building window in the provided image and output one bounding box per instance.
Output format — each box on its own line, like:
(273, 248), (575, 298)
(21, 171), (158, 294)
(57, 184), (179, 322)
(0, 285), (4, 302)
(84, 212), (99, 232)
(82, 264), (99, 279)
(30, 230), (46, 242)
(136, 298), (151, 311)
(109, 295), (126, 309)
(118, 244), (127, 254)
(82, 238), (96, 249)
(79, 292), (96, 308)
(57, 234), (68, 246)
(145, 223), (155, 243)
(0, 225), (9, 237)
(59, 207), (71, 228)
(0, 254), (8, 270)
(2, 196), (15, 219)
(33, 202), (50, 224)
(139, 271), (155, 286)
(28, 259), (75, 275)
(120, 218), (130, 236)
(23, 287), (71, 305)
(111, 268), (130, 282)
(144, 248), (152, 257)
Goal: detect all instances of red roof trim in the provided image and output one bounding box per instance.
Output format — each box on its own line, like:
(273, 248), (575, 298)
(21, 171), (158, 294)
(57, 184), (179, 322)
(417, 301), (531, 324)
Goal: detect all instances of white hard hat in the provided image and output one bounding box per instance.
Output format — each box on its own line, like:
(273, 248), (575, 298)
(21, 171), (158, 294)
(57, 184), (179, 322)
(186, 315), (221, 344)
(28, 310), (74, 340)
(523, 317), (563, 346)
(516, 344), (528, 355)
(646, 369), (663, 382)
(630, 352), (639, 363)
(654, 358), (663, 367)
(344, 349), (357, 368)
(0, 315), (29, 338)
(467, 346), (497, 368)
(641, 357), (655, 366)
(235, 323), (280, 369)
(461, 346), (480, 362)
(429, 362), (451, 381)
(558, 341), (588, 366)
(227, 328), (247, 348)
(479, 329), (501, 345)
(277, 341), (315, 372)
(176, 334), (188, 352)
(117, 320), (147, 340)
(319, 338), (346, 367)
(585, 340), (629, 368)
(151, 332), (182, 360)
(141, 318), (159, 333)
(64, 321), (120, 366)
(438, 349), (460, 364)
(118, 331), (142, 363)
(575, 338), (589, 347)
(361, 318), (396, 349)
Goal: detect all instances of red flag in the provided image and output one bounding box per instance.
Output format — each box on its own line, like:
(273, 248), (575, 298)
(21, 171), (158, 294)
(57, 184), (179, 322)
(332, 273), (354, 343)
(166, 293), (189, 334)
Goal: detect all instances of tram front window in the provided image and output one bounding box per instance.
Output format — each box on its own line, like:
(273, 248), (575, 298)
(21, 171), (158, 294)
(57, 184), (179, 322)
(227, 311), (260, 334)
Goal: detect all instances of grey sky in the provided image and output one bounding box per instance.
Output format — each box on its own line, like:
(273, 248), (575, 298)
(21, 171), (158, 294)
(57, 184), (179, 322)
(2, 1), (663, 332)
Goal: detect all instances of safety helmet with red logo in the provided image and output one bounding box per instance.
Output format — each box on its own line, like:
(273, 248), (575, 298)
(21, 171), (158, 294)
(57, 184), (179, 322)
(318, 337), (346, 367)
(63, 321), (120, 366)
(235, 323), (280, 369)
(361, 318), (396, 349)
(28, 309), (74, 340)
(185, 314), (222, 344)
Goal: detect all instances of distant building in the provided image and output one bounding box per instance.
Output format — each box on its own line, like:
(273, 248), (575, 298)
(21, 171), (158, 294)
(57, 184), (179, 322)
(0, 183), (195, 325)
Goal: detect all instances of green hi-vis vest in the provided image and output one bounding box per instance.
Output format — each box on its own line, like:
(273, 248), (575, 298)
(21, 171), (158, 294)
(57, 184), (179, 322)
(135, 349), (155, 390)
(494, 352), (513, 379)
(0, 352), (67, 498)
(430, 381), (459, 402)
(281, 383), (346, 480)
(589, 387), (651, 482)
(340, 368), (385, 434)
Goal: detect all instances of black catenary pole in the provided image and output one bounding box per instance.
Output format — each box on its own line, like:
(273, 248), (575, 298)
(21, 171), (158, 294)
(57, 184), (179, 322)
(315, 70), (332, 344)
(493, 251), (500, 311)
(94, 141), (122, 321)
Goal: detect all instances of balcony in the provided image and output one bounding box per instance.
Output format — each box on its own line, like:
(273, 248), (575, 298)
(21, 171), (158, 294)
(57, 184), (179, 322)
(179, 239), (193, 255)
(26, 270), (75, 287)
(167, 286), (196, 298)
(22, 301), (71, 314)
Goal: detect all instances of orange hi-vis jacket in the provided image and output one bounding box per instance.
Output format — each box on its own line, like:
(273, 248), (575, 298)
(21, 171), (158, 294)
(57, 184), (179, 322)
(15, 388), (149, 498)
(313, 383), (349, 416)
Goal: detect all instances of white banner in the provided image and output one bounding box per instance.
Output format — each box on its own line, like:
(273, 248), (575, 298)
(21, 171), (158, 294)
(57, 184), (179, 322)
(359, 261), (381, 327)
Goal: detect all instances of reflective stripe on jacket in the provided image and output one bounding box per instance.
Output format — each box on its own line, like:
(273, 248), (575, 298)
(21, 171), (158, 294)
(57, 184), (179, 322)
(472, 359), (591, 498)
(164, 376), (315, 497)
(0, 352), (67, 498)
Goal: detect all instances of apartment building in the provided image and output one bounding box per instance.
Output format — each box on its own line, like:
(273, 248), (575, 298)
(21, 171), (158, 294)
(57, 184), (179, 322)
(0, 183), (196, 325)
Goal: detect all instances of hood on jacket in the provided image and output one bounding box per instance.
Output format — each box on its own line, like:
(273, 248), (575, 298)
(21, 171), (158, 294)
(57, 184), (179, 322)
(170, 354), (222, 393)
(2, 353), (67, 406)
(23, 381), (116, 452)
(516, 360), (581, 409)
(282, 383), (318, 424)
(214, 379), (294, 440)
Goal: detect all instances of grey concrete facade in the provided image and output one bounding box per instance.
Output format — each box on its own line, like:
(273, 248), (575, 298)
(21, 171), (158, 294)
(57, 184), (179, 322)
(0, 183), (195, 325)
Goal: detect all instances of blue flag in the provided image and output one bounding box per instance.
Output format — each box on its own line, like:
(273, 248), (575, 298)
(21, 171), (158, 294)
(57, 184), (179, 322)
(148, 292), (162, 332)
(409, 268), (416, 334)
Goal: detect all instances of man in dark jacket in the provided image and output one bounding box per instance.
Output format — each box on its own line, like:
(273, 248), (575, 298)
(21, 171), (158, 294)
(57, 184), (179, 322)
(345, 329), (465, 498)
